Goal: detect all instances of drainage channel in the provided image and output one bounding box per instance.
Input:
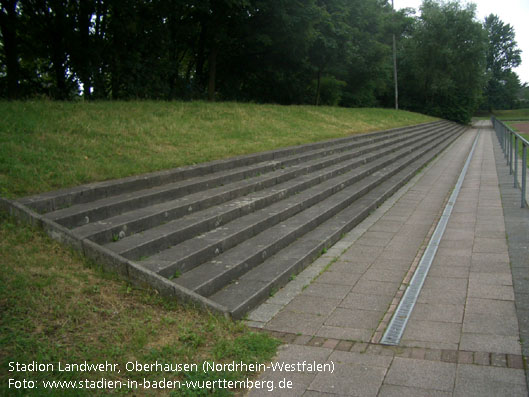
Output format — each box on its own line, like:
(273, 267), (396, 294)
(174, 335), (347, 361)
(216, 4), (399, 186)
(380, 131), (480, 346)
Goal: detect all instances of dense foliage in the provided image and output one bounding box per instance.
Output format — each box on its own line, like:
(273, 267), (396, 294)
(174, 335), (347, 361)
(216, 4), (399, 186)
(0, 0), (524, 123)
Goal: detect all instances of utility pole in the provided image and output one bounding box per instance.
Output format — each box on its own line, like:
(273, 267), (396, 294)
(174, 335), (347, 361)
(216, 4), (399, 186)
(392, 0), (399, 110)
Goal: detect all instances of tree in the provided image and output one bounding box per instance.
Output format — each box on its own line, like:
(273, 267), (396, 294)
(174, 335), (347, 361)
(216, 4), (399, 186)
(482, 14), (522, 110)
(0, 0), (19, 99)
(398, 0), (486, 123)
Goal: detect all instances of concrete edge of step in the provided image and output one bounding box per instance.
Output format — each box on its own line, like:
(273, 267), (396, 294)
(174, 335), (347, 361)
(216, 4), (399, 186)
(222, 128), (467, 318)
(16, 121), (447, 214)
(0, 196), (231, 318)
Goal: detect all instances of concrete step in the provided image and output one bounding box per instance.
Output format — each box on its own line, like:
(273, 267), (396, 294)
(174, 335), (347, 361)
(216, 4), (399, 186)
(9, 119), (466, 319)
(20, 121), (445, 214)
(209, 128), (464, 318)
(136, 125), (461, 278)
(102, 123), (458, 260)
(71, 122), (448, 245)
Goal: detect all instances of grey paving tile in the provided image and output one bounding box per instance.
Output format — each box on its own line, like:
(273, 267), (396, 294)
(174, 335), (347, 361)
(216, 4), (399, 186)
(266, 310), (326, 335)
(340, 245), (384, 261)
(328, 350), (393, 367)
(302, 282), (352, 300)
(248, 372), (316, 397)
(284, 295), (342, 316)
(462, 312), (520, 336)
(378, 385), (451, 397)
(315, 325), (372, 342)
(467, 283), (515, 300)
(410, 303), (464, 323)
(324, 307), (383, 330)
(459, 333), (522, 355)
(361, 268), (405, 283)
(468, 272), (513, 286)
(454, 364), (527, 397)
(401, 320), (461, 346)
(339, 292), (392, 312)
(423, 276), (468, 292)
(432, 255), (471, 268)
(427, 265), (469, 279)
(471, 252), (510, 265)
(384, 357), (456, 392)
(473, 237), (509, 254)
(326, 260), (370, 274)
(465, 297), (517, 315)
(417, 287), (467, 305)
(351, 280), (400, 296)
(315, 271), (362, 286)
(308, 361), (387, 396)
(273, 344), (334, 367)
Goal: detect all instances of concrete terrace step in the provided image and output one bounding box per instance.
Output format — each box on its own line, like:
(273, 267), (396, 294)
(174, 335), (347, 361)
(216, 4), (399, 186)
(102, 123), (459, 260)
(6, 120), (467, 319)
(211, 129), (464, 319)
(45, 121), (450, 229)
(136, 125), (462, 278)
(71, 121), (449, 244)
(20, 121), (445, 214)
(172, 127), (462, 303)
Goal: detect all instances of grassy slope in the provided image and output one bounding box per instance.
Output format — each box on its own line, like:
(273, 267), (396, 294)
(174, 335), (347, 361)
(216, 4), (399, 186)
(0, 101), (437, 395)
(0, 101), (436, 198)
(493, 108), (529, 120)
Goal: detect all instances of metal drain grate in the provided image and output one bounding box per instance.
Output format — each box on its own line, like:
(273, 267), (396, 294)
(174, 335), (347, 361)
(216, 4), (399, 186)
(380, 132), (480, 345)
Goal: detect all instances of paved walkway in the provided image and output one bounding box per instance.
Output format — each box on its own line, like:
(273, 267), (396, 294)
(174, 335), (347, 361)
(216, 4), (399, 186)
(245, 121), (528, 396)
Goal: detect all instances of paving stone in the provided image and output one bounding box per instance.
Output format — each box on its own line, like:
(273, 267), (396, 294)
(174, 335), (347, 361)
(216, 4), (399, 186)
(507, 354), (524, 369)
(334, 340), (353, 352)
(324, 307), (383, 330)
(378, 385), (451, 397)
(315, 326), (372, 342)
(351, 280), (400, 297)
(266, 310), (326, 335)
(401, 320), (461, 348)
(284, 295), (342, 317)
(384, 358), (456, 392)
(462, 312), (520, 336)
(315, 271), (362, 286)
(460, 333), (522, 355)
(491, 353), (508, 367)
(301, 282), (352, 300)
(457, 351), (473, 364)
(308, 359), (388, 396)
(339, 292), (392, 312)
(466, 283), (515, 300)
(454, 364), (527, 397)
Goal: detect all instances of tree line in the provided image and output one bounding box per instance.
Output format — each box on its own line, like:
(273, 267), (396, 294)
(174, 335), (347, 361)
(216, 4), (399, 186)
(0, 0), (523, 123)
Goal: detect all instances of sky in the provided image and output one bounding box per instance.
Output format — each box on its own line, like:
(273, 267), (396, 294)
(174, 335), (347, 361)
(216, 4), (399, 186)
(394, 0), (529, 85)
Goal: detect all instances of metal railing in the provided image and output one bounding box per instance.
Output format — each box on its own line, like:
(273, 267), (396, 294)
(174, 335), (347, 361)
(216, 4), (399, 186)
(492, 116), (528, 208)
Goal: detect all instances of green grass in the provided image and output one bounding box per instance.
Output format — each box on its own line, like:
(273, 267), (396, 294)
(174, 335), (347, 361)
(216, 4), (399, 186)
(0, 212), (280, 396)
(493, 108), (529, 121)
(0, 100), (437, 395)
(0, 100), (436, 199)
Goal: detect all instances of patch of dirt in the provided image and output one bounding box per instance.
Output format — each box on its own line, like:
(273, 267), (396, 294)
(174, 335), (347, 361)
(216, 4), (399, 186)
(513, 123), (529, 134)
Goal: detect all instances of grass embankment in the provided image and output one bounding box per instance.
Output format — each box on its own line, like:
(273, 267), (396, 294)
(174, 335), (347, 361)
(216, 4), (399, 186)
(0, 101), (436, 199)
(0, 101), (437, 395)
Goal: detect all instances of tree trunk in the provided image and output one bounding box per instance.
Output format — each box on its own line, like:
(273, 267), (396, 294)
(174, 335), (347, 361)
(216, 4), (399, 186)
(208, 46), (219, 102)
(315, 69), (321, 106)
(0, 0), (19, 99)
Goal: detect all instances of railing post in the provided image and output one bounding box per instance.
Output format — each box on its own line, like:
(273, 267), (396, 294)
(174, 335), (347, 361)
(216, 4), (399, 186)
(509, 130), (513, 174)
(523, 145), (527, 209)
(514, 136), (518, 188)
(505, 125), (508, 160)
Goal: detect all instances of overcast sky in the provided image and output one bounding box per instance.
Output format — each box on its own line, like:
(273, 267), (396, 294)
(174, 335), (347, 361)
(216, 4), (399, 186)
(394, 0), (529, 85)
